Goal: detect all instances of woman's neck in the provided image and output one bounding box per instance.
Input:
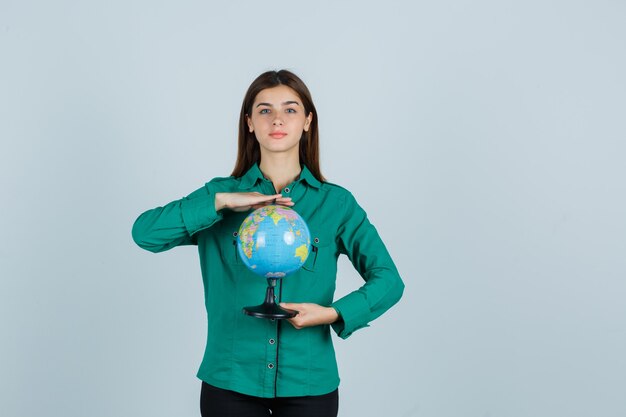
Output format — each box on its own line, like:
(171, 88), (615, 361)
(259, 153), (301, 194)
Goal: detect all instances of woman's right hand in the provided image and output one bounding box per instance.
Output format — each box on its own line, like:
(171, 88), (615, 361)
(215, 192), (294, 212)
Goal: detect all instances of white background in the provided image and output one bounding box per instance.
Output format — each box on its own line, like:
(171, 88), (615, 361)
(1, 1), (625, 416)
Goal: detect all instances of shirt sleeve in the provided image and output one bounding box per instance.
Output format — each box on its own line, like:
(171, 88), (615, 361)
(131, 181), (223, 253)
(330, 191), (405, 339)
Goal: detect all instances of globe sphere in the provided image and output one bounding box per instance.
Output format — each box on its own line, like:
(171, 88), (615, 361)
(237, 205), (311, 278)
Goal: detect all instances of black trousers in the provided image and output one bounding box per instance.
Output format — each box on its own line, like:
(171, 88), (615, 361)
(200, 382), (339, 417)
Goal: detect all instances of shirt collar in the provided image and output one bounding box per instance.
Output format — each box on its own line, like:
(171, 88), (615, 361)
(237, 163), (265, 190)
(237, 163), (321, 190)
(298, 164), (322, 189)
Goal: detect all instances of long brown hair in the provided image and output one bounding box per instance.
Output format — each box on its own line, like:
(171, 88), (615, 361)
(230, 70), (325, 182)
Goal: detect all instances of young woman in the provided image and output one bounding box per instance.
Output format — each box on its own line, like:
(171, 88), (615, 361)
(132, 70), (404, 417)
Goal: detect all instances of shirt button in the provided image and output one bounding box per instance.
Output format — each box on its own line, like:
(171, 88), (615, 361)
(233, 231), (238, 237)
(268, 363), (274, 369)
(314, 237), (320, 244)
(269, 339), (275, 345)
(283, 187), (290, 194)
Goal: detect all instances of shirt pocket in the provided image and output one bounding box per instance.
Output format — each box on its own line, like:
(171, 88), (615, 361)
(218, 217), (245, 266)
(301, 231), (334, 272)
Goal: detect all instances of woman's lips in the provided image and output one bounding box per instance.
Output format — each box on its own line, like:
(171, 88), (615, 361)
(269, 132), (287, 138)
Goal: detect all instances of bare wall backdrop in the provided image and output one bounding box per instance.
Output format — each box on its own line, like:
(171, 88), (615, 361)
(1, 1), (625, 416)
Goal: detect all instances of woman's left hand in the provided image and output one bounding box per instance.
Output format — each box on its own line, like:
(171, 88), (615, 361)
(279, 303), (339, 329)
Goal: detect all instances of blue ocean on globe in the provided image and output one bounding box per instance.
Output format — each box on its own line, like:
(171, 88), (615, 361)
(237, 205), (311, 278)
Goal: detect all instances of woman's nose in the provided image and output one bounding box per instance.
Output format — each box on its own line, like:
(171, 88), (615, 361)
(272, 115), (284, 125)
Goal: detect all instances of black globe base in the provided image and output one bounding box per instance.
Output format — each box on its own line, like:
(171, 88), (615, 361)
(243, 278), (298, 320)
(243, 303), (298, 319)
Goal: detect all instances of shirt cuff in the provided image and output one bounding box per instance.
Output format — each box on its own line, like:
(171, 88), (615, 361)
(180, 186), (223, 236)
(330, 293), (371, 339)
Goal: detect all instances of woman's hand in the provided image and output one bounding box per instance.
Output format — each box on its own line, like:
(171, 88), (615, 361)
(215, 192), (294, 212)
(279, 303), (340, 329)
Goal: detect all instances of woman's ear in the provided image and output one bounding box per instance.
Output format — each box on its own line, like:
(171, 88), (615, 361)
(304, 112), (313, 132)
(246, 114), (254, 133)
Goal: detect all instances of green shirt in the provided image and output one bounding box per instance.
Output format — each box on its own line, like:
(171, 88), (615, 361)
(131, 163), (404, 398)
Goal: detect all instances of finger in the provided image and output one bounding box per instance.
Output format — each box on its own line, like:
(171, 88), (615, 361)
(256, 201), (277, 208)
(248, 193), (277, 202)
(275, 198), (294, 204)
(264, 195), (287, 205)
(251, 197), (293, 209)
(276, 201), (295, 206)
(285, 318), (300, 329)
(265, 199), (294, 207)
(247, 193), (266, 201)
(251, 202), (275, 209)
(280, 302), (299, 310)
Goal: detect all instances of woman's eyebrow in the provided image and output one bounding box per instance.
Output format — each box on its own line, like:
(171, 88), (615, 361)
(255, 101), (301, 108)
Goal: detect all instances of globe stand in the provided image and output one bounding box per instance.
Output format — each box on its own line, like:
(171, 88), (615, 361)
(243, 278), (298, 319)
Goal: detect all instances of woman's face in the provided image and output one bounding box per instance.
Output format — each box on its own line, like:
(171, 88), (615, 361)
(246, 85), (313, 157)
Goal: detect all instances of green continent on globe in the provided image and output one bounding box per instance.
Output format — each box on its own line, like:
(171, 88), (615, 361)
(295, 244), (308, 262)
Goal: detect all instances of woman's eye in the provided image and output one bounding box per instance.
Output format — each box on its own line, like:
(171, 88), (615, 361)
(286, 108), (296, 113)
(260, 109), (270, 114)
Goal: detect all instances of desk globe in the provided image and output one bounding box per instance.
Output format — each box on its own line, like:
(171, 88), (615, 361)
(237, 205), (311, 319)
